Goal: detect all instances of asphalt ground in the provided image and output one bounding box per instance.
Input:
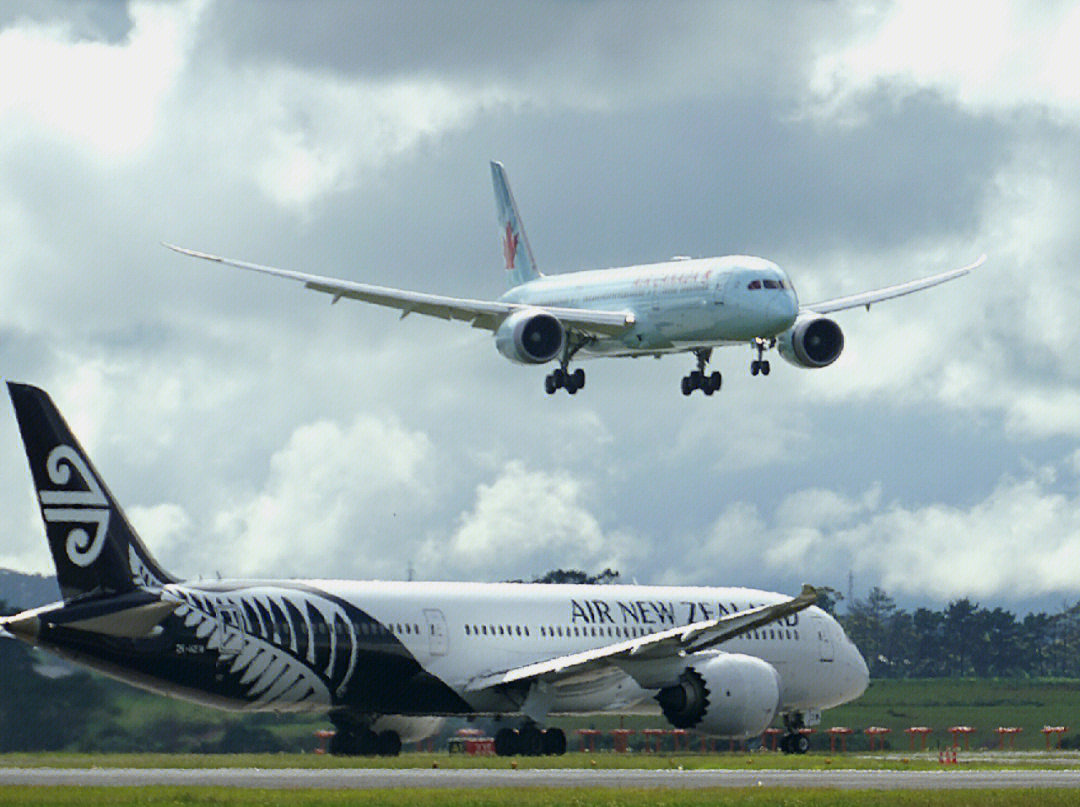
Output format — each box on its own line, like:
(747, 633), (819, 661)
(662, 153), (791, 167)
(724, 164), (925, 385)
(3, 767), (1080, 789)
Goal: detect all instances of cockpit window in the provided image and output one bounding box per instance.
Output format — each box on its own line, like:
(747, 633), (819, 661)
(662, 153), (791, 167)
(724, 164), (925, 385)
(747, 280), (762, 290)
(763, 279), (780, 289)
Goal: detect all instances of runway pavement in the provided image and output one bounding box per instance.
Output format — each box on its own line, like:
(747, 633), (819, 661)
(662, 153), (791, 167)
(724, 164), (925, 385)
(3, 767), (1080, 789)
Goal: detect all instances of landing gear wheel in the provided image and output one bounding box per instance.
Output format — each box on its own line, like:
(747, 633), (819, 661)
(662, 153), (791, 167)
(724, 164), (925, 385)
(572, 368), (585, 389)
(494, 727), (519, 757)
(329, 729), (356, 756)
(544, 374), (557, 395)
(681, 376), (693, 396)
(541, 728), (567, 756)
(761, 360), (770, 376)
(519, 725), (543, 756)
(357, 729), (378, 756)
(376, 730), (402, 757)
(794, 733), (809, 754)
(751, 360), (760, 376)
(709, 371), (722, 392)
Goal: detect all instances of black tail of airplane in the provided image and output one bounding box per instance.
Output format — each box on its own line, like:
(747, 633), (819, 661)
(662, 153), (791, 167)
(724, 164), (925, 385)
(7, 382), (176, 602)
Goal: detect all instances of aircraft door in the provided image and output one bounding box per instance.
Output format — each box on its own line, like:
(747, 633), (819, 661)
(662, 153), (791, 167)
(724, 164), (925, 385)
(424, 609), (448, 656)
(811, 614), (834, 663)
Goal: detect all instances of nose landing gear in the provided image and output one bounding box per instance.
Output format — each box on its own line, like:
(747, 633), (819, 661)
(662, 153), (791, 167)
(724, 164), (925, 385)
(750, 337), (774, 376)
(681, 349), (722, 396)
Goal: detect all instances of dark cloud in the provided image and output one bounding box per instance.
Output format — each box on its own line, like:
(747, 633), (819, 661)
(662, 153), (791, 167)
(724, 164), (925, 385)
(0, 0), (133, 43)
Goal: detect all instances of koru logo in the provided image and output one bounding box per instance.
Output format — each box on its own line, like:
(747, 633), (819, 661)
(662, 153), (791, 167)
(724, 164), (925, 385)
(39, 445), (110, 567)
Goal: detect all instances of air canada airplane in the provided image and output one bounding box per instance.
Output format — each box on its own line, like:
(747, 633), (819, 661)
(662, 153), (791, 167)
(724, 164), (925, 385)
(167, 163), (983, 396)
(0, 382), (868, 756)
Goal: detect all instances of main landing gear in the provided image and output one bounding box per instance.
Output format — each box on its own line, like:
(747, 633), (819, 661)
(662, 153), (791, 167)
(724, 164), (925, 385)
(328, 715), (401, 757)
(681, 349), (722, 396)
(750, 337), (774, 377)
(545, 367), (585, 395)
(545, 337), (589, 395)
(494, 725), (567, 756)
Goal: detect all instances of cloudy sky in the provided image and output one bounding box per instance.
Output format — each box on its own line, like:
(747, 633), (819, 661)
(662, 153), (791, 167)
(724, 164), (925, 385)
(2, 1), (1079, 613)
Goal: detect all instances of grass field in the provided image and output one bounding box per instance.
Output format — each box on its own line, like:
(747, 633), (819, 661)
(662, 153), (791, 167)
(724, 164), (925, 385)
(0, 788), (1078, 807)
(2, 750), (1079, 770)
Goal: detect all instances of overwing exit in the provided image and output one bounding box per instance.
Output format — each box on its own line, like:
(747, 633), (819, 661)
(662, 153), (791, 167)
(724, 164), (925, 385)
(166, 163), (983, 396)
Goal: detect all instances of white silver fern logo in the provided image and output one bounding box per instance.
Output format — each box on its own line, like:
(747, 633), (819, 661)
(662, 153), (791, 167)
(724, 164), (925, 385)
(39, 445), (110, 567)
(163, 585), (359, 708)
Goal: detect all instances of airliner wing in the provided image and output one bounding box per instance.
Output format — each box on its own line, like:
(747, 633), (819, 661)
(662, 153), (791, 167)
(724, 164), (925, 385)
(465, 584), (818, 692)
(164, 244), (634, 337)
(803, 255), (984, 315)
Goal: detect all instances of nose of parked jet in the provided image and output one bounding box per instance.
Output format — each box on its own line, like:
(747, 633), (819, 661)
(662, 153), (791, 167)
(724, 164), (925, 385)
(843, 641), (870, 702)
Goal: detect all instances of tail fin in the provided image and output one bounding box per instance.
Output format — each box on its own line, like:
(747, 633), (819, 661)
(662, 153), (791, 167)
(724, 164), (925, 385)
(490, 161), (541, 288)
(7, 382), (176, 602)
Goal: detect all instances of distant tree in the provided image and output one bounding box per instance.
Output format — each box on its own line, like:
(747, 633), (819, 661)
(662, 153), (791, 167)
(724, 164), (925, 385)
(533, 568), (621, 585)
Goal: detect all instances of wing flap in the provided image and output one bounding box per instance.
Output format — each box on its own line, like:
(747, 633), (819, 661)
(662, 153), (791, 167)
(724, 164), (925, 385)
(803, 255), (984, 315)
(465, 585), (818, 692)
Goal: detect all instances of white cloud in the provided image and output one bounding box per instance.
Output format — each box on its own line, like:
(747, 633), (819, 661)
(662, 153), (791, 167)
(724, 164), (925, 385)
(0, 0), (199, 160)
(430, 460), (635, 579)
(207, 412), (434, 578)
(809, 1), (1080, 122)
(702, 461), (1080, 602)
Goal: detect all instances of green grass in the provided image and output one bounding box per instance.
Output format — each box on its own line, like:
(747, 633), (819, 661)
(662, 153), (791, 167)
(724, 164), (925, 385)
(0, 788), (1078, 807)
(0, 751), (1077, 771)
(822, 678), (1080, 752)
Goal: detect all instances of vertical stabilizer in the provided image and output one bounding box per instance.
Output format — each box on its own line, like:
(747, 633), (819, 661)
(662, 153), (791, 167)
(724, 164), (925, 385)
(491, 161), (541, 288)
(7, 382), (176, 602)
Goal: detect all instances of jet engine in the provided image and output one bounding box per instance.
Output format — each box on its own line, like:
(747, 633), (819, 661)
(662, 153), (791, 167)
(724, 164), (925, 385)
(777, 315), (844, 368)
(655, 652), (780, 739)
(494, 308), (566, 364)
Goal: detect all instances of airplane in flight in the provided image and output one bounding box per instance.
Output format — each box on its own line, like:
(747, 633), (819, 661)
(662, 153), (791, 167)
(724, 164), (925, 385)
(167, 163), (982, 396)
(1, 382), (868, 755)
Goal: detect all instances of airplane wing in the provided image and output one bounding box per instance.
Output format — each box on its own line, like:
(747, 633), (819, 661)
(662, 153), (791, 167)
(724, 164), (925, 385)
(803, 255), (985, 315)
(163, 244), (635, 337)
(465, 584), (818, 692)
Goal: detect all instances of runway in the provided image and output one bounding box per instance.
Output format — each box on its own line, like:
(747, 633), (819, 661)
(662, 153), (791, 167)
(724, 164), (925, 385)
(3, 767), (1080, 789)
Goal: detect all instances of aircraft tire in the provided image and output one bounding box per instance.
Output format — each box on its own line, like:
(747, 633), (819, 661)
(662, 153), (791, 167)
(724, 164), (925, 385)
(329, 729), (355, 756)
(751, 360), (760, 376)
(552, 368), (565, 387)
(519, 725), (544, 756)
(494, 727), (519, 757)
(709, 371), (722, 392)
(779, 734), (791, 754)
(566, 378), (579, 394)
(542, 728), (567, 756)
(761, 361), (770, 376)
(376, 730), (402, 757)
(681, 376), (692, 396)
(573, 368), (585, 388)
(357, 729), (379, 756)
(794, 734), (809, 754)
(545, 375), (557, 394)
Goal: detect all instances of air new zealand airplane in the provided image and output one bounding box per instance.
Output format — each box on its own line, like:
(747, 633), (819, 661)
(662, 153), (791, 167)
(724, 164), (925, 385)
(0, 382), (868, 756)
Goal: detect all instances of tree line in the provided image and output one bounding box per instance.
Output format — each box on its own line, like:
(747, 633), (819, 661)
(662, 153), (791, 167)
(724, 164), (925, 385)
(825, 587), (1080, 679)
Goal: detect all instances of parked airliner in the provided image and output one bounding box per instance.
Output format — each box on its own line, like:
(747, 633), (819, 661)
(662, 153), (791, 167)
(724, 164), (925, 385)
(167, 163), (982, 396)
(1, 382), (868, 755)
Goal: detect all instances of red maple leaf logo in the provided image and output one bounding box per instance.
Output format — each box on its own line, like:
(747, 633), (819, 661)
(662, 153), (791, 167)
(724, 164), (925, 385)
(503, 222), (518, 270)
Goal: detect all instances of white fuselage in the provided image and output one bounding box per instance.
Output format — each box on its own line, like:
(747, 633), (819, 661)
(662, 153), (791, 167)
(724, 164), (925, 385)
(499, 256), (800, 355)
(163, 579), (868, 719)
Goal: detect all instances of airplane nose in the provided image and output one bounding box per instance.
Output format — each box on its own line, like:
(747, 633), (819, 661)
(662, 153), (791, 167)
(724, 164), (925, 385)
(767, 293), (798, 331)
(846, 644), (870, 701)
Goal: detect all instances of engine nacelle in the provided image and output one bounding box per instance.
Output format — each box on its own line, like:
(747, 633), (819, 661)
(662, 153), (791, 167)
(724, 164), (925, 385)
(494, 309), (566, 364)
(655, 652), (780, 739)
(777, 315), (844, 368)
